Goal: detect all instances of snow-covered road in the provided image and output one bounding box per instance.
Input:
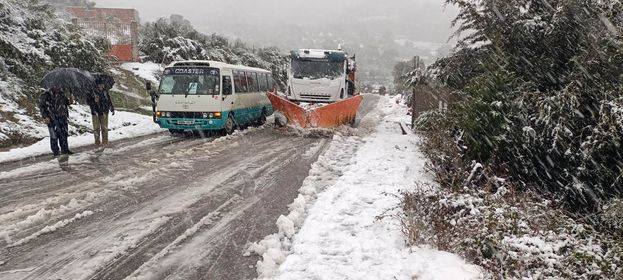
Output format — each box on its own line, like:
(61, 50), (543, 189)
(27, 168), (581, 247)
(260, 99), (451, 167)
(0, 95), (479, 280)
(0, 125), (333, 279)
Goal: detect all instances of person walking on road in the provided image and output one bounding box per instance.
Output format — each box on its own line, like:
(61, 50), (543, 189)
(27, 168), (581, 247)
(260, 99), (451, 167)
(38, 85), (74, 157)
(88, 80), (115, 146)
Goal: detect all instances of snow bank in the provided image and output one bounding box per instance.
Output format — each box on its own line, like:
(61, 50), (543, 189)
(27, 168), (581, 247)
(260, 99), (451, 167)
(0, 105), (164, 163)
(0, 79), (49, 142)
(120, 62), (164, 85)
(245, 129), (367, 277)
(249, 96), (481, 279)
(11, 210), (94, 247)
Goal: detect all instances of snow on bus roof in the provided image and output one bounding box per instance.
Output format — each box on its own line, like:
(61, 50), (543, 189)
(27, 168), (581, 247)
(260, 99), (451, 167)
(166, 60), (270, 73)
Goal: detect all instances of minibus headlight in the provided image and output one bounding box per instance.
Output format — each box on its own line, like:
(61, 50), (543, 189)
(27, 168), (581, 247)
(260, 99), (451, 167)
(208, 113), (214, 118)
(202, 112), (209, 118)
(164, 112), (171, 118)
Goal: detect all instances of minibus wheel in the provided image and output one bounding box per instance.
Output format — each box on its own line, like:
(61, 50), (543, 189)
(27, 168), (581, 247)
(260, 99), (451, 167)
(169, 129), (183, 135)
(257, 110), (267, 126)
(224, 114), (236, 134)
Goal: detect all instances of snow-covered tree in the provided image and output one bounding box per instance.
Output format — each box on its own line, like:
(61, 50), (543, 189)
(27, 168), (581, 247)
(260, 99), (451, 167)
(0, 0), (109, 146)
(139, 15), (288, 89)
(431, 0), (623, 211)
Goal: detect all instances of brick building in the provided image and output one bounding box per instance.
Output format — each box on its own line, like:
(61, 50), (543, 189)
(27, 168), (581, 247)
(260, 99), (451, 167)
(66, 7), (140, 62)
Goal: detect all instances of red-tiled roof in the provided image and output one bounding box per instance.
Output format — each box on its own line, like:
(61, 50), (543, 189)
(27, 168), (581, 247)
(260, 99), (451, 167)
(66, 7), (139, 24)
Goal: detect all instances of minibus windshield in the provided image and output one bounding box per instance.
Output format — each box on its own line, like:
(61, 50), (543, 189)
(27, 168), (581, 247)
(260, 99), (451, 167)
(159, 67), (220, 95)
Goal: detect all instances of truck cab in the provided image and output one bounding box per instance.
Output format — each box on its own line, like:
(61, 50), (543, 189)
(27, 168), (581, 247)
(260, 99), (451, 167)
(286, 49), (356, 103)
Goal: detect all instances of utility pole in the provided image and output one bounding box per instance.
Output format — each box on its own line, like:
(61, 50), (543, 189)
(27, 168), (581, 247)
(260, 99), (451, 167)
(131, 20), (139, 62)
(411, 56), (419, 129)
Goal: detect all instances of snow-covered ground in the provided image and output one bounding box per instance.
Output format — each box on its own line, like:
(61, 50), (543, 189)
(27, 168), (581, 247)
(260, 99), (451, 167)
(120, 62), (163, 85)
(0, 79), (49, 143)
(249, 96), (482, 279)
(0, 105), (164, 163)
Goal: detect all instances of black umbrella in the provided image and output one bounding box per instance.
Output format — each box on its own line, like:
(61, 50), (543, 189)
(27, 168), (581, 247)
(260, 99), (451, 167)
(41, 68), (95, 102)
(93, 73), (116, 91)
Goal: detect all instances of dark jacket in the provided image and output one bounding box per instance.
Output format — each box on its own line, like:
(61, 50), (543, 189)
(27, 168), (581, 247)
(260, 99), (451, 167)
(38, 90), (70, 123)
(87, 88), (115, 116)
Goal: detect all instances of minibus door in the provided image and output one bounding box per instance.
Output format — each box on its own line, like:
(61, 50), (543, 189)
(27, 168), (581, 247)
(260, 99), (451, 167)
(221, 74), (235, 119)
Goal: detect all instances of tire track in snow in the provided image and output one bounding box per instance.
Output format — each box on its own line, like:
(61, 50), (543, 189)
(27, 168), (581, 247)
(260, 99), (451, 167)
(0, 126), (329, 280)
(137, 139), (331, 280)
(89, 136), (312, 280)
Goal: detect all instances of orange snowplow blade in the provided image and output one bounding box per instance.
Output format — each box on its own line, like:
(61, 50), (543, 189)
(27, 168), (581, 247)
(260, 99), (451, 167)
(267, 92), (363, 128)
(266, 92), (309, 127)
(307, 96), (363, 127)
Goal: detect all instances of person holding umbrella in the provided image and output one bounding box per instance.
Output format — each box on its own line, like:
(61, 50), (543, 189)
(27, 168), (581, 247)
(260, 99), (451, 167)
(87, 76), (115, 146)
(38, 85), (74, 157)
(40, 68), (100, 155)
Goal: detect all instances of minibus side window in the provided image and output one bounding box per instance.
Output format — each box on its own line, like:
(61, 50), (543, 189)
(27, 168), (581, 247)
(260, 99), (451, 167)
(246, 71), (258, 92)
(259, 73), (268, 91)
(234, 71), (248, 93)
(222, 76), (232, 95)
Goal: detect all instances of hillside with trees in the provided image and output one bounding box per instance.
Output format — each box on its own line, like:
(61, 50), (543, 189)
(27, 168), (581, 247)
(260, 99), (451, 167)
(139, 15), (288, 90)
(0, 0), (108, 148)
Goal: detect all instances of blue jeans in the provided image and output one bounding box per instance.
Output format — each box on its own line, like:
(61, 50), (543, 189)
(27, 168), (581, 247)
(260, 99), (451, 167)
(49, 118), (69, 155)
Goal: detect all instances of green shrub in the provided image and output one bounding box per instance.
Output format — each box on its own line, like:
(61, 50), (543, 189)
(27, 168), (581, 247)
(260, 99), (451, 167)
(430, 0), (623, 212)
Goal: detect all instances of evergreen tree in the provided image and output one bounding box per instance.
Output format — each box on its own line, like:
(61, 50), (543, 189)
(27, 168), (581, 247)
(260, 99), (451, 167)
(432, 0), (623, 211)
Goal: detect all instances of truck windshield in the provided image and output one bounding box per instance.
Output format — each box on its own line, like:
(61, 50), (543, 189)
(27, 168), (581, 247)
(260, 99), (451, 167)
(291, 60), (343, 80)
(158, 67), (220, 95)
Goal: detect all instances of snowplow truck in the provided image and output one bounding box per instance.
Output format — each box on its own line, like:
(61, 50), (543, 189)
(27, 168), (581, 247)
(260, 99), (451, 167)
(267, 49), (362, 128)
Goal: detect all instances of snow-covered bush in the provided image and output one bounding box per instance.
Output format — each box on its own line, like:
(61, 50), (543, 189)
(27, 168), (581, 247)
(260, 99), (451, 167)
(401, 185), (623, 278)
(413, 110), (445, 131)
(601, 198), (623, 235)
(429, 0), (623, 211)
(0, 1), (107, 82)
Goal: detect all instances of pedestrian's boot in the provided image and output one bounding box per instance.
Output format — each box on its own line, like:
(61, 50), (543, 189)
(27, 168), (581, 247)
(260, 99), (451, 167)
(102, 129), (109, 146)
(94, 133), (101, 146)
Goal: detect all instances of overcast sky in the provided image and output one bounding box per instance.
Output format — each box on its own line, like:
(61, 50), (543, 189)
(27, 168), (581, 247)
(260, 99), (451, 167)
(94, 0), (458, 82)
(94, 0), (458, 44)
